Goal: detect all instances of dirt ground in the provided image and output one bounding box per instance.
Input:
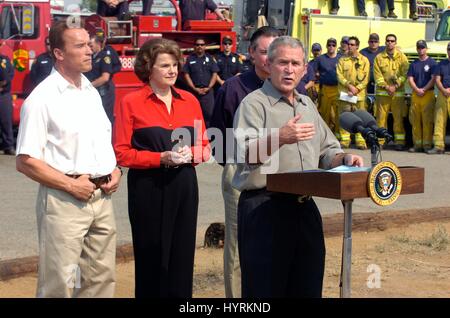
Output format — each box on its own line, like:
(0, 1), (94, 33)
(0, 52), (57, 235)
(1, 220), (449, 298)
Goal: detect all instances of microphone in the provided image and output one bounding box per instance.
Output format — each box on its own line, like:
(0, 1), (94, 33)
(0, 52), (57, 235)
(339, 112), (378, 145)
(353, 110), (393, 143)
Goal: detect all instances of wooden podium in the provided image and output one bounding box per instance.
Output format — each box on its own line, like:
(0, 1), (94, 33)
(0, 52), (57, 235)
(266, 166), (424, 298)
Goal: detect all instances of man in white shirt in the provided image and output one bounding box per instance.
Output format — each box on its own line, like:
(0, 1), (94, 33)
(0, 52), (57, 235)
(16, 21), (122, 298)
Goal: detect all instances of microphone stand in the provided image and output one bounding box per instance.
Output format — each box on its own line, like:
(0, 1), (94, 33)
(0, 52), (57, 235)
(368, 139), (381, 168)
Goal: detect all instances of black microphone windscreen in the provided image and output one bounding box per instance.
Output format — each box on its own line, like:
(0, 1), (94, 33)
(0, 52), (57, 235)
(354, 109), (377, 127)
(339, 112), (363, 134)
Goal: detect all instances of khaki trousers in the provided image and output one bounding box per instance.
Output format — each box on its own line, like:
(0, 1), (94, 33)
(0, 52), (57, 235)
(338, 100), (367, 148)
(36, 185), (116, 298)
(221, 163), (241, 298)
(410, 91), (435, 149)
(433, 92), (450, 149)
(319, 85), (339, 138)
(376, 95), (406, 145)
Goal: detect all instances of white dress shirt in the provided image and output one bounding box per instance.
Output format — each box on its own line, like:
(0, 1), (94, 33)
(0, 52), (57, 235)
(16, 69), (116, 177)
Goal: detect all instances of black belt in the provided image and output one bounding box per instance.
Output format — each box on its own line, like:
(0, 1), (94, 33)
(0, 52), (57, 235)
(66, 174), (112, 189)
(245, 188), (312, 204)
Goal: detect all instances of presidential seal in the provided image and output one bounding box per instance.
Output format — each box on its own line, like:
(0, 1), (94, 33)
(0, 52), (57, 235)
(368, 161), (402, 206)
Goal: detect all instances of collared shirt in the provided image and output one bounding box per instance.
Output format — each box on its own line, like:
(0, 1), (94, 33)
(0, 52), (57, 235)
(179, 0), (217, 24)
(183, 53), (219, 88)
(84, 49), (114, 93)
(114, 85), (210, 169)
(407, 57), (437, 89)
(0, 55), (14, 94)
(232, 80), (343, 191)
(315, 53), (340, 86)
(30, 52), (53, 86)
(433, 59), (450, 88)
(215, 52), (243, 81)
(210, 68), (264, 165)
(16, 70), (116, 177)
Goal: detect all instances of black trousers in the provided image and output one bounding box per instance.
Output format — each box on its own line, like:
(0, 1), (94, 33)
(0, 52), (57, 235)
(0, 94), (14, 150)
(100, 83), (115, 124)
(238, 189), (326, 298)
(127, 166), (199, 298)
(196, 89), (214, 129)
(356, 1), (397, 13)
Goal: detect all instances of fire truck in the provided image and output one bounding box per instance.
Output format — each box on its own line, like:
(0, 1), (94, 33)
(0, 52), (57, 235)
(233, 0), (447, 57)
(0, 0), (236, 126)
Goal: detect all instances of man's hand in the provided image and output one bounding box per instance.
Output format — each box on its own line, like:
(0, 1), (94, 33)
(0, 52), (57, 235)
(414, 87), (425, 97)
(279, 114), (315, 146)
(386, 85), (396, 96)
(68, 175), (96, 202)
(343, 153), (364, 167)
(348, 84), (359, 96)
(100, 168), (122, 195)
(444, 88), (450, 98)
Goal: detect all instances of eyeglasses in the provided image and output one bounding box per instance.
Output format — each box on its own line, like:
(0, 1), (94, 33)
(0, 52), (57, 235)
(386, 39), (396, 43)
(327, 44), (336, 47)
(369, 40), (378, 43)
(223, 43), (232, 46)
(195, 43), (206, 47)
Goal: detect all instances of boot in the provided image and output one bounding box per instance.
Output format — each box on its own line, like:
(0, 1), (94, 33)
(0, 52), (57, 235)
(409, 11), (418, 20)
(330, 7), (339, 15)
(359, 11), (368, 17)
(388, 10), (398, 18)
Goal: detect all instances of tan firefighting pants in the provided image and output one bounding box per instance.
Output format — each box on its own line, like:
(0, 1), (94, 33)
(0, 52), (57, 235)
(35, 185), (116, 298)
(409, 91), (434, 149)
(376, 95), (407, 145)
(432, 91), (450, 150)
(319, 85), (339, 138)
(338, 100), (367, 148)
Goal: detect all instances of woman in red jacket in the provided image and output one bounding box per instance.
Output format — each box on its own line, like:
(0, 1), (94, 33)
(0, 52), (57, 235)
(113, 38), (210, 298)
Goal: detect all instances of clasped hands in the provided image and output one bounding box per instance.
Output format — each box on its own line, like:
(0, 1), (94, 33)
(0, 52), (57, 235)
(161, 145), (193, 167)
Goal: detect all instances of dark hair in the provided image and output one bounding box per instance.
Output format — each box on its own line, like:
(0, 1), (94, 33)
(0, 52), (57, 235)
(249, 26), (281, 51)
(49, 20), (85, 60)
(386, 34), (397, 42)
(89, 33), (103, 44)
(134, 38), (182, 84)
(348, 36), (360, 47)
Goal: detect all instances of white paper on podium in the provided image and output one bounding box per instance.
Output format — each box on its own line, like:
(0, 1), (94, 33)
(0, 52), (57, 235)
(339, 92), (358, 104)
(327, 165), (371, 173)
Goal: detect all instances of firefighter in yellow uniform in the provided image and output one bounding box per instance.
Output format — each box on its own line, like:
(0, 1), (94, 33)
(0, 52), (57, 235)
(337, 36), (370, 149)
(374, 34), (409, 150)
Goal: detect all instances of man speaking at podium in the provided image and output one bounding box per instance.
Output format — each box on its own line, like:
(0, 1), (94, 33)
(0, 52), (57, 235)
(232, 36), (364, 298)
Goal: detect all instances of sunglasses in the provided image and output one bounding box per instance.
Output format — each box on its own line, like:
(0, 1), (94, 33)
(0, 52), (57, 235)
(386, 39), (396, 43)
(369, 40), (378, 43)
(195, 43), (206, 47)
(327, 44), (336, 47)
(223, 42), (232, 46)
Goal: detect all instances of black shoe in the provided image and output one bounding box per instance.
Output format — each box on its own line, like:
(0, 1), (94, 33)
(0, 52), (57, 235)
(381, 12), (387, 18)
(3, 149), (16, 156)
(395, 144), (406, 151)
(330, 8), (339, 15)
(426, 147), (445, 154)
(408, 147), (423, 153)
(359, 11), (368, 17)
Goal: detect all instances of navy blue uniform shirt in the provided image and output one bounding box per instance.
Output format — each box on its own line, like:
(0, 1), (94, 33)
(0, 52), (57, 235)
(30, 52), (53, 86)
(407, 57), (437, 89)
(434, 59), (450, 89)
(0, 55), (14, 94)
(183, 53), (219, 88)
(84, 49), (114, 95)
(179, 0), (217, 25)
(360, 46), (385, 86)
(104, 44), (121, 75)
(315, 53), (340, 86)
(296, 63), (315, 95)
(211, 68), (264, 165)
(215, 52), (243, 81)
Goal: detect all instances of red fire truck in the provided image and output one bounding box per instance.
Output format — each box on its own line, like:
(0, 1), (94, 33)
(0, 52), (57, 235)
(0, 0), (236, 125)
